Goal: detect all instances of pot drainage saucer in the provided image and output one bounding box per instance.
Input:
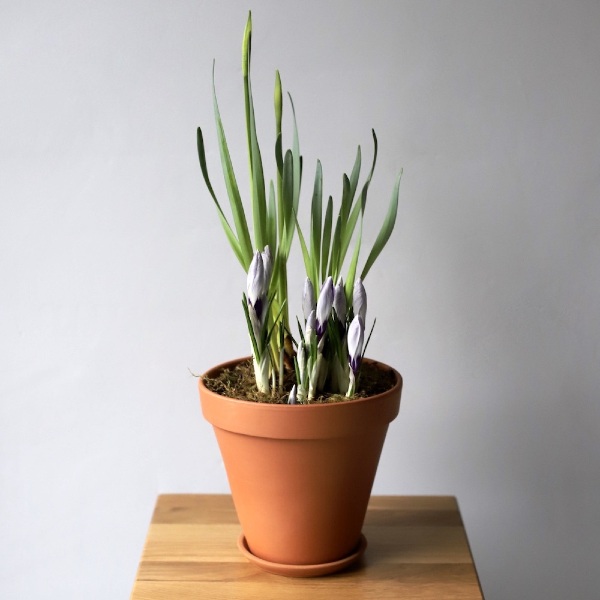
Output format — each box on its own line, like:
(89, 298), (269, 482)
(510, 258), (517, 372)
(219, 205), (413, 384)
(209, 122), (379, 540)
(237, 533), (367, 577)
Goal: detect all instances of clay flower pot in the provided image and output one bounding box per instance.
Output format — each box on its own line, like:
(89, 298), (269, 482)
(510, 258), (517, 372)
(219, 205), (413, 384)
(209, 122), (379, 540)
(199, 357), (402, 576)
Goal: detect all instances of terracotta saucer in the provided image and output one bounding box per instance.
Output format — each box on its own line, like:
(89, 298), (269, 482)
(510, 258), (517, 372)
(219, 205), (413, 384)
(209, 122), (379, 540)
(237, 533), (367, 577)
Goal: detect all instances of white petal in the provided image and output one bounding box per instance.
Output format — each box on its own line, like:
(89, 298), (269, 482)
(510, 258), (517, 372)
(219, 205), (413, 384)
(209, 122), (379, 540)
(316, 276), (334, 328)
(305, 309), (317, 338)
(333, 281), (346, 322)
(353, 278), (367, 322)
(287, 384), (298, 405)
(297, 341), (306, 373)
(347, 315), (365, 365)
(247, 251), (265, 306)
(302, 278), (316, 321)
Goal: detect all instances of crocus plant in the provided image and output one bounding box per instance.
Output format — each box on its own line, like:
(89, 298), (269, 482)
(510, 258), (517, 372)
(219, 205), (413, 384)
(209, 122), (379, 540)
(197, 13), (401, 403)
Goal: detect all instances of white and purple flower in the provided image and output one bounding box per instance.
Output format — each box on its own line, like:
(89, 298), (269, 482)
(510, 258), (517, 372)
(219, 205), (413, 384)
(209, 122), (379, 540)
(316, 276), (334, 337)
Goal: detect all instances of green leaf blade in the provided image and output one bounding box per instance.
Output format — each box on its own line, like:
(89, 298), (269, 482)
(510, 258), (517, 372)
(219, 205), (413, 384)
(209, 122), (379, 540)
(294, 209), (316, 291)
(349, 145), (362, 201)
(310, 160), (323, 287)
(267, 180), (277, 253)
(320, 196), (333, 283)
(344, 217), (363, 305)
(360, 170), (402, 281)
(281, 150), (295, 258)
(197, 129), (246, 269)
(328, 213), (343, 283)
(212, 65), (253, 267)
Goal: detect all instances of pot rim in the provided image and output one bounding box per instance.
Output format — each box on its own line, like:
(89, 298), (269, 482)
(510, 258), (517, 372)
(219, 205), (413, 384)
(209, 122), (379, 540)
(199, 356), (402, 439)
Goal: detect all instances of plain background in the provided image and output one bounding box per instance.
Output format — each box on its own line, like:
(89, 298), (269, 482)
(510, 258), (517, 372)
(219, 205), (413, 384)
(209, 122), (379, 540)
(1, 1), (599, 598)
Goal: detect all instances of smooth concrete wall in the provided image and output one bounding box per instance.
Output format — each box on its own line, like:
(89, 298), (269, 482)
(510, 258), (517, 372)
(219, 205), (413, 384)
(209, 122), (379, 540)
(1, 1), (599, 598)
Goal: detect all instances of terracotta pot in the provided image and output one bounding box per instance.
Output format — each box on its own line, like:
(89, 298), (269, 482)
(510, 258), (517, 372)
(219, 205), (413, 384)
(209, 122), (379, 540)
(199, 357), (402, 574)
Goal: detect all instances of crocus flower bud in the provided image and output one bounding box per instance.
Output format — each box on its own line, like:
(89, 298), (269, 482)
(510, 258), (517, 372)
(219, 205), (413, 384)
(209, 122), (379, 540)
(333, 279), (346, 322)
(302, 277), (316, 322)
(288, 384), (298, 405)
(347, 315), (365, 374)
(305, 309), (317, 344)
(247, 251), (265, 308)
(316, 276), (334, 335)
(353, 278), (367, 323)
(297, 341), (306, 373)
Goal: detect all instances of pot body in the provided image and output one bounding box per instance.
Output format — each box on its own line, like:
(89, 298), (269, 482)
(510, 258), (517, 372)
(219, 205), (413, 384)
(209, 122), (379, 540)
(199, 357), (402, 567)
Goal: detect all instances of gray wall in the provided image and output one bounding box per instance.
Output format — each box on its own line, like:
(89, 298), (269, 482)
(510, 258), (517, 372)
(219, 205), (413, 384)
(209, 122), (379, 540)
(1, 1), (599, 598)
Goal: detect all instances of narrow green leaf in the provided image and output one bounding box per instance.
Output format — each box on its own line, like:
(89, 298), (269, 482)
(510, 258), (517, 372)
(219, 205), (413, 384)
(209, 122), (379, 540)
(310, 160), (323, 287)
(362, 318), (377, 361)
(340, 174), (352, 227)
(337, 174), (353, 267)
(197, 127), (246, 269)
(328, 213), (343, 283)
(275, 133), (284, 178)
(242, 294), (261, 360)
(341, 195), (362, 263)
(266, 300), (287, 346)
(349, 145), (362, 202)
(336, 147), (362, 266)
(280, 149), (295, 257)
(320, 196), (333, 282)
(325, 316), (344, 361)
(294, 354), (300, 387)
(249, 106), (267, 249)
(360, 170), (402, 280)
(294, 209), (316, 291)
(274, 71), (283, 143)
(212, 65), (253, 267)
(242, 12), (252, 77)
(196, 127), (218, 203)
(359, 130), (378, 214)
(242, 15), (254, 201)
(288, 93), (301, 217)
(267, 180), (277, 252)
(241, 18), (267, 251)
(275, 135), (285, 257)
(344, 217), (363, 305)
(296, 317), (305, 343)
(274, 72), (284, 247)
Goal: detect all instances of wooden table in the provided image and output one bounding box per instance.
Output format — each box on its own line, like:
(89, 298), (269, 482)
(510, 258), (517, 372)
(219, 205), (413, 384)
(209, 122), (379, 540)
(130, 494), (484, 599)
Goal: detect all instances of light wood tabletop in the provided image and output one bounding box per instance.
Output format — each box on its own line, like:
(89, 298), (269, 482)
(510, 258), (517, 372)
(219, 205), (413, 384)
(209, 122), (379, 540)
(130, 494), (484, 599)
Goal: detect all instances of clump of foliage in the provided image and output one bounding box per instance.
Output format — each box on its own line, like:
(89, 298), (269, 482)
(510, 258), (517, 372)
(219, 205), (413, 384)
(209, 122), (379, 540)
(197, 13), (401, 402)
